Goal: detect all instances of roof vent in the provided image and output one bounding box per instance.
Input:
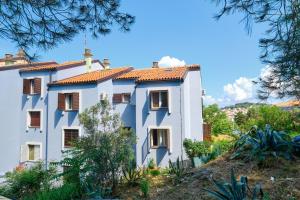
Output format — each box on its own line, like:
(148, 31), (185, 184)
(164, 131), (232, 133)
(152, 61), (159, 68)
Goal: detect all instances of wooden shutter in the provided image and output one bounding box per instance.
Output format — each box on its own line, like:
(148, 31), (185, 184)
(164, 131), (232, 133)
(72, 92), (79, 110)
(23, 79), (30, 94)
(113, 94), (122, 103)
(30, 111), (40, 127)
(58, 93), (65, 111)
(33, 78), (41, 94)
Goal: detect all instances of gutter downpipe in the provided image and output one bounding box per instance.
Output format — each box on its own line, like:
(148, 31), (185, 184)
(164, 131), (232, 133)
(180, 80), (184, 161)
(45, 72), (52, 170)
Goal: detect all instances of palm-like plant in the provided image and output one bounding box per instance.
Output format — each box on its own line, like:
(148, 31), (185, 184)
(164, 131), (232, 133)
(231, 125), (294, 161)
(204, 169), (263, 200)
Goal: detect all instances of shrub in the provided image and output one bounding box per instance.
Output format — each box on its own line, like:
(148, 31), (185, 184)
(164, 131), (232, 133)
(183, 139), (211, 159)
(122, 158), (143, 186)
(210, 140), (234, 160)
(23, 184), (79, 200)
(148, 158), (155, 169)
(139, 179), (150, 197)
(204, 169), (264, 200)
(168, 157), (186, 184)
(0, 163), (56, 199)
(149, 169), (160, 176)
(231, 125), (294, 162)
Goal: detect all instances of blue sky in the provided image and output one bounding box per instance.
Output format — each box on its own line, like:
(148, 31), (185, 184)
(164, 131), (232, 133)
(0, 0), (269, 106)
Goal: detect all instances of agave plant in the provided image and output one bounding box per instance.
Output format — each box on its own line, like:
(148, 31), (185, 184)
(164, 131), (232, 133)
(204, 169), (263, 200)
(231, 125), (294, 161)
(168, 157), (186, 184)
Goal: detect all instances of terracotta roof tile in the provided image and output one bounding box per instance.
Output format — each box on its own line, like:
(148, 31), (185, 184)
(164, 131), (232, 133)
(115, 64), (200, 82)
(275, 100), (300, 107)
(0, 61), (57, 72)
(50, 67), (133, 86)
(20, 60), (100, 72)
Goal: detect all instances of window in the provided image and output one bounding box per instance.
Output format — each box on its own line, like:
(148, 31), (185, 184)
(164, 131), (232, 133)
(58, 93), (79, 111)
(150, 129), (169, 148)
(113, 93), (131, 104)
(23, 78), (41, 95)
(27, 144), (41, 161)
(150, 90), (168, 109)
(65, 94), (73, 110)
(64, 129), (79, 148)
(28, 111), (41, 128)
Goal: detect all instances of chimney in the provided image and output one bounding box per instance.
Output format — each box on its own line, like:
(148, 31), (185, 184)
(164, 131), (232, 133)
(16, 49), (26, 58)
(152, 61), (159, 68)
(4, 54), (14, 65)
(103, 58), (110, 69)
(83, 48), (93, 72)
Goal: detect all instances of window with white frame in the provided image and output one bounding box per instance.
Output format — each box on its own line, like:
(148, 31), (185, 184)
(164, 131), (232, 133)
(63, 129), (79, 148)
(27, 144), (41, 161)
(150, 129), (169, 148)
(150, 90), (168, 109)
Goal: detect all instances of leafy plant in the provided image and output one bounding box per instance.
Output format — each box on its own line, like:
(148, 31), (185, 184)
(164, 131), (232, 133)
(122, 158), (143, 186)
(148, 158), (155, 169)
(168, 157), (186, 184)
(139, 179), (150, 198)
(204, 169), (264, 200)
(0, 163), (56, 199)
(209, 140), (235, 160)
(23, 184), (79, 200)
(183, 139), (211, 159)
(149, 169), (160, 177)
(231, 125), (294, 162)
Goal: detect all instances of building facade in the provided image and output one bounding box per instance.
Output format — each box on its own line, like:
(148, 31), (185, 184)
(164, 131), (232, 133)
(0, 50), (203, 174)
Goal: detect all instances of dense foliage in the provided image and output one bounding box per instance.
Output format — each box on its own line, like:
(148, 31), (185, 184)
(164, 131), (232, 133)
(234, 105), (300, 133)
(205, 169), (264, 200)
(58, 100), (136, 198)
(0, 0), (134, 57)
(204, 104), (233, 135)
(231, 125), (300, 162)
(183, 139), (212, 159)
(210, 0), (300, 99)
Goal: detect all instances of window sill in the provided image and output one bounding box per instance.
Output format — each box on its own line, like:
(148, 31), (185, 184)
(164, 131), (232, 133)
(151, 146), (167, 149)
(28, 126), (41, 129)
(150, 107), (168, 111)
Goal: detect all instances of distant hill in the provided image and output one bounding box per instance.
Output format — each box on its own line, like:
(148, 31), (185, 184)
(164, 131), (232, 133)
(223, 102), (267, 109)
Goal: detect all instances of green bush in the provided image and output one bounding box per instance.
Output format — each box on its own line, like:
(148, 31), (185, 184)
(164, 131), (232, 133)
(183, 139), (211, 159)
(0, 163), (56, 199)
(148, 158), (155, 169)
(23, 184), (79, 200)
(209, 140), (234, 160)
(149, 169), (160, 176)
(139, 179), (150, 197)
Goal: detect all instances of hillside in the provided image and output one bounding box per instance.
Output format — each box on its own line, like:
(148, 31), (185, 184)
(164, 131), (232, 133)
(120, 155), (300, 199)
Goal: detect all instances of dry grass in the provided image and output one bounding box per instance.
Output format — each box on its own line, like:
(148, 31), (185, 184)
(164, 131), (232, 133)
(118, 155), (300, 200)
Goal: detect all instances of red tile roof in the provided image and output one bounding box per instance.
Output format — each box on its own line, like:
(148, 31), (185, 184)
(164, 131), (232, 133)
(115, 64), (200, 82)
(49, 67), (133, 86)
(19, 60), (100, 72)
(0, 61), (57, 72)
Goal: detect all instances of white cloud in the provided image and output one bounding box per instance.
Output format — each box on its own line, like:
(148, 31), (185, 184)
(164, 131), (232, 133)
(223, 77), (254, 102)
(158, 56), (186, 67)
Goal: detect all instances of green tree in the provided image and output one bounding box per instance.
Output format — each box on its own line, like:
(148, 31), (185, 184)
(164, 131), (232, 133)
(234, 111), (247, 126)
(237, 105), (299, 132)
(59, 100), (135, 198)
(0, 1), (134, 59)
(204, 104), (233, 135)
(210, 0), (300, 99)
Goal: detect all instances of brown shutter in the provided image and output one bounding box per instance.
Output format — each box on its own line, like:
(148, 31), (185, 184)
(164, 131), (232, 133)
(30, 111), (40, 127)
(166, 130), (170, 151)
(113, 94), (122, 103)
(58, 93), (65, 111)
(33, 78), (41, 94)
(23, 79), (30, 94)
(72, 93), (79, 110)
